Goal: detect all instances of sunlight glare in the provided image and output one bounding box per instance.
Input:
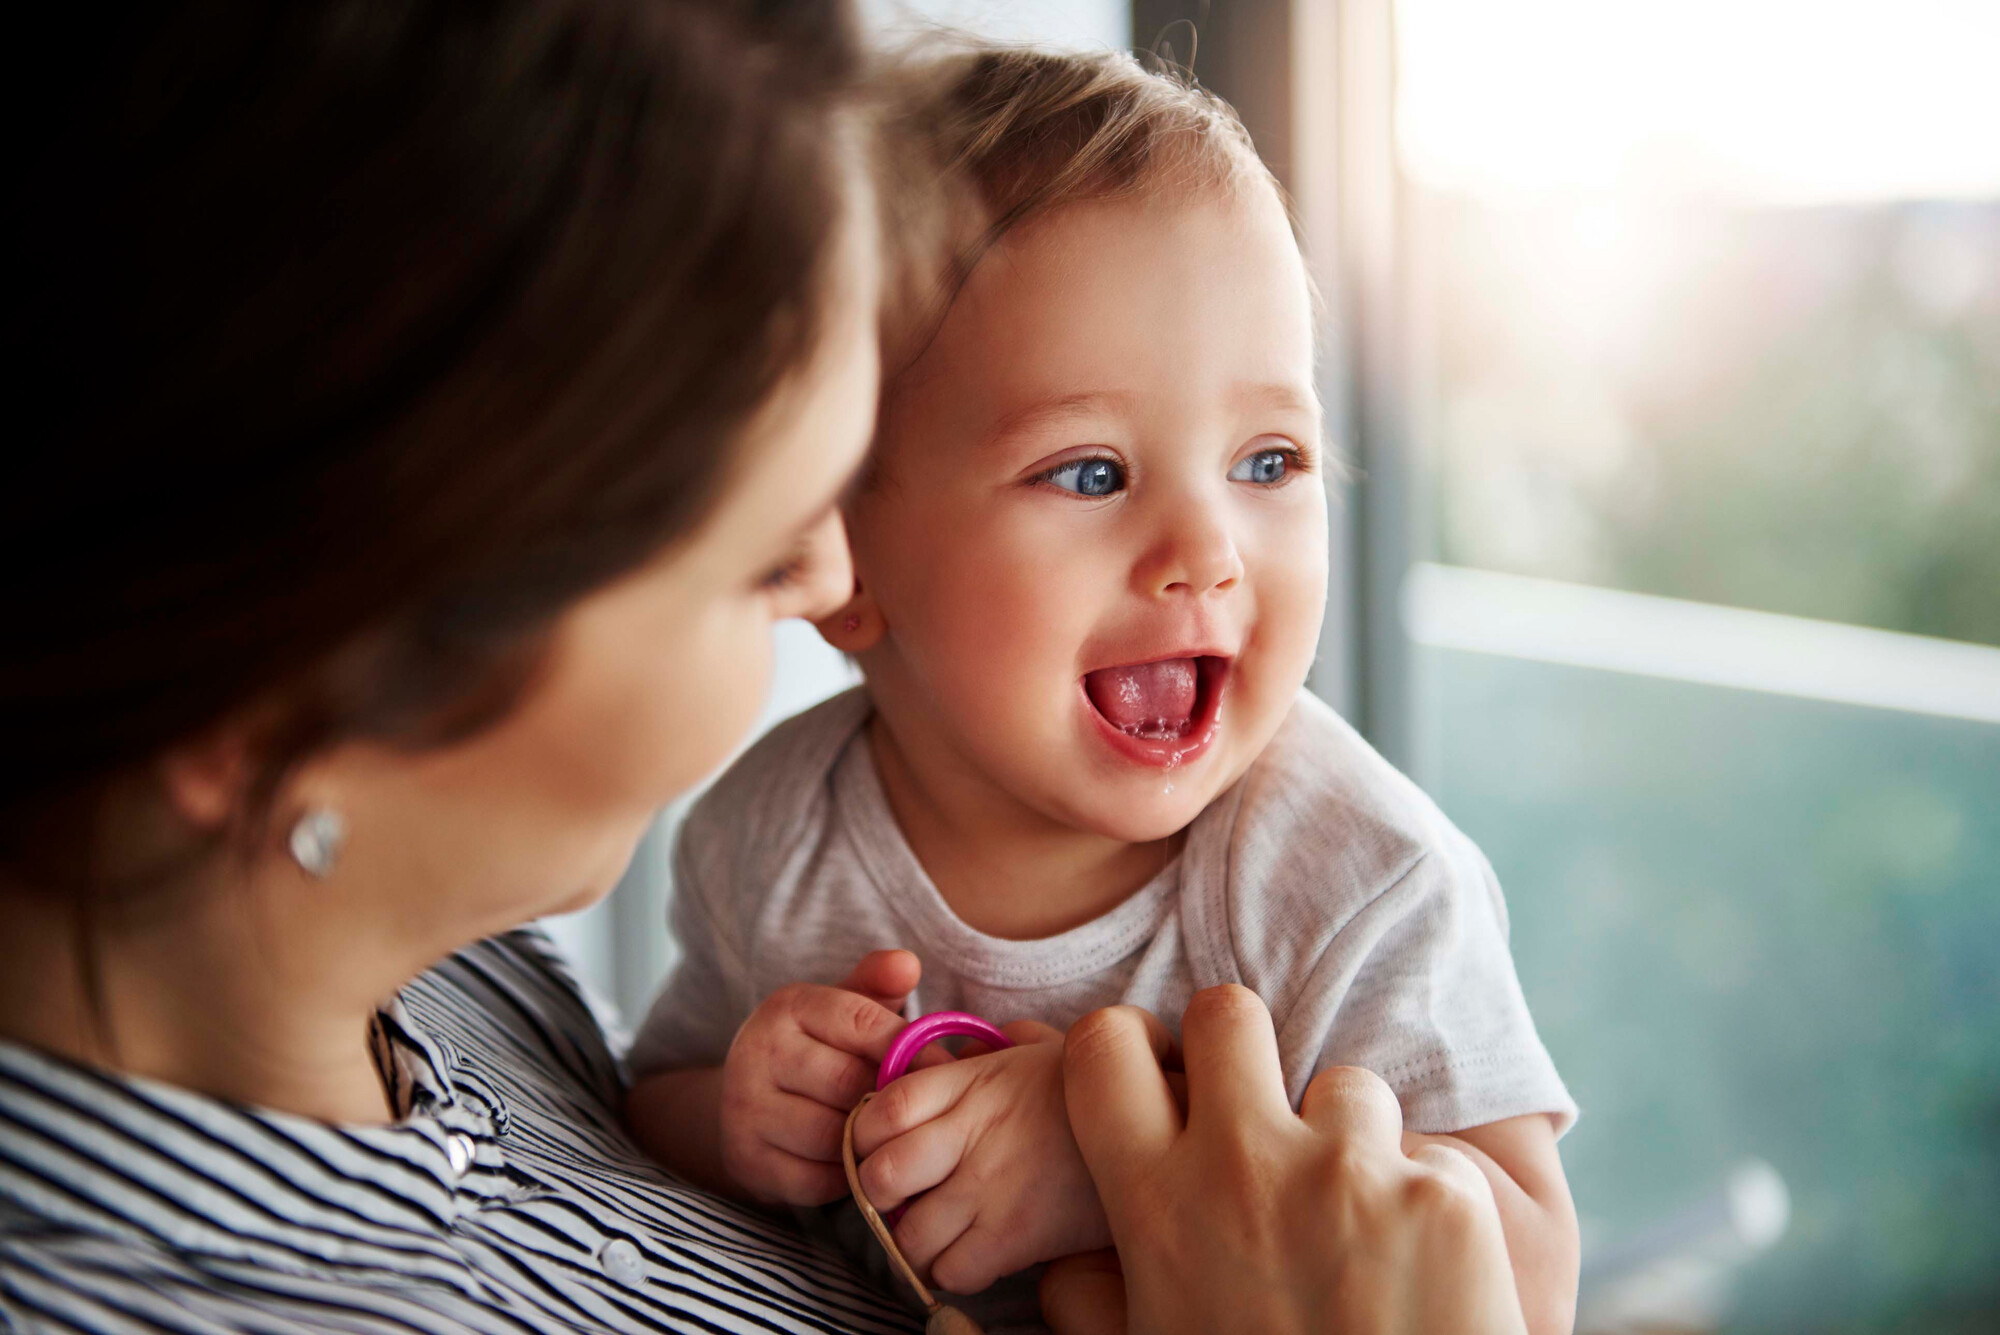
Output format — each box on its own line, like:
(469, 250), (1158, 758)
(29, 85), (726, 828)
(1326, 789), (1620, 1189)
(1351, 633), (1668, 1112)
(1397, 0), (2000, 203)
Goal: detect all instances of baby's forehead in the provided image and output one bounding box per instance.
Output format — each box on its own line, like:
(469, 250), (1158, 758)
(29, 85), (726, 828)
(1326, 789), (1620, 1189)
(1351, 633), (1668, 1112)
(882, 187), (1315, 437)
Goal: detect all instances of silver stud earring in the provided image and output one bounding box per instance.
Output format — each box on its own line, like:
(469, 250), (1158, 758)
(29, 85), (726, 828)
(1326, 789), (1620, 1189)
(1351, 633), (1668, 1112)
(288, 807), (347, 879)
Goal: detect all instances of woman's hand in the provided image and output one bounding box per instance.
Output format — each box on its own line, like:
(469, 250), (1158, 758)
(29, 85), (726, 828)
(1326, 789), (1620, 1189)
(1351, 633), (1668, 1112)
(1042, 986), (1529, 1335)
(851, 1019), (1110, 1295)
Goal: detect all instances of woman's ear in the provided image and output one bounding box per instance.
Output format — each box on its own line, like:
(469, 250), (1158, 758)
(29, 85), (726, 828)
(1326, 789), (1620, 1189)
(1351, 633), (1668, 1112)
(156, 727), (256, 831)
(814, 580), (886, 654)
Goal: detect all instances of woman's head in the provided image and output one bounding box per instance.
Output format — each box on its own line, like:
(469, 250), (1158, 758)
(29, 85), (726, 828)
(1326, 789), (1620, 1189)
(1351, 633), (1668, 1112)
(1, 0), (878, 946)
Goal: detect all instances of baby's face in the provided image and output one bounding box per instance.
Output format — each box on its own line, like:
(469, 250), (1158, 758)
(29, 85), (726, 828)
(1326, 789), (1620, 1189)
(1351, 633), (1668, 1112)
(849, 184), (1326, 843)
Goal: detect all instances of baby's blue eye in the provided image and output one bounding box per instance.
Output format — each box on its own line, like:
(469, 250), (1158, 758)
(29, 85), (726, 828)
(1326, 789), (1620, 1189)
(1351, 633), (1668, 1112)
(1044, 457), (1125, 496)
(1230, 449), (1291, 485)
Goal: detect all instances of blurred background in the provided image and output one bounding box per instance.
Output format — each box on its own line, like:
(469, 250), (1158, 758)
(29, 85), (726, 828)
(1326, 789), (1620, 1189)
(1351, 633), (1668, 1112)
(549, 2), (2000, 1331)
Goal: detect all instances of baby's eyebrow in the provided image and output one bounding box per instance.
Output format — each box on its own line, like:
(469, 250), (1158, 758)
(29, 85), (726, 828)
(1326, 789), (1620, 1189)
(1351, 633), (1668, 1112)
(1232, 381), (1321, 419)
(982, 384), (1319, 450)
(981, 389), (1140, 450)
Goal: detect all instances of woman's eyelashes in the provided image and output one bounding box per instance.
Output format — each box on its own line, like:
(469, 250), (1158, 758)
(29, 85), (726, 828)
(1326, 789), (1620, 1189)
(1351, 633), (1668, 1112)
(758, 551), (809, 591)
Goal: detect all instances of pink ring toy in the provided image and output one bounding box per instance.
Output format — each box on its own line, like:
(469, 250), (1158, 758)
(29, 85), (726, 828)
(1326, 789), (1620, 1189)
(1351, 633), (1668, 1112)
(877, 1011), (1012, 1089)
(871, 1012), (1012, 1229)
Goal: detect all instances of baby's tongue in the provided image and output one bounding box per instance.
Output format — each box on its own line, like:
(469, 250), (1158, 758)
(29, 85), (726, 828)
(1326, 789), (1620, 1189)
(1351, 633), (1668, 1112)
(1085, 658), (1198, 733)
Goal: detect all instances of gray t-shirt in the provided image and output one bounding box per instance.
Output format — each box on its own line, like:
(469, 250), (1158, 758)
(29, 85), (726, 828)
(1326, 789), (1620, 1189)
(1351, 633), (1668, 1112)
(633, 687), (1575, 1329)
(632, 686), (1574, 1134)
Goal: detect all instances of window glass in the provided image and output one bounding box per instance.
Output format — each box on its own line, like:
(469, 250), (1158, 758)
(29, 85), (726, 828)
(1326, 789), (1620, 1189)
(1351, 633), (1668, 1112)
(1395, 3), (2000, 1329)
(1400, 0), (2000, 643)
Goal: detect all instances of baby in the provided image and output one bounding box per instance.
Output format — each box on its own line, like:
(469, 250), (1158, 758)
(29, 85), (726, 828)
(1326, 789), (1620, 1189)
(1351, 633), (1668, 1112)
(628, 46), (1579, 1334)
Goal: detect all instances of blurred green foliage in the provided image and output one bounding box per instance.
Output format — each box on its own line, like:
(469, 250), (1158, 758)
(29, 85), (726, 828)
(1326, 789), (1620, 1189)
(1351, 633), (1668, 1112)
(1593, 208), (2000, 648)
(1427, 200), (2000, 649)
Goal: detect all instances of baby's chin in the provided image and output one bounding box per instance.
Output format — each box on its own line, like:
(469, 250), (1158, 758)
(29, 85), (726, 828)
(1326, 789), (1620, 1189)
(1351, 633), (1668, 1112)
(1044, 773), (1230, 846)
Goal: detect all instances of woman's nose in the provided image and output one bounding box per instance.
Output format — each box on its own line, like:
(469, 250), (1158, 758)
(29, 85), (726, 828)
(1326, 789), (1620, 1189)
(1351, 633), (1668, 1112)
(784, 510), (856, 622)
(1139, 496), (1244, 598)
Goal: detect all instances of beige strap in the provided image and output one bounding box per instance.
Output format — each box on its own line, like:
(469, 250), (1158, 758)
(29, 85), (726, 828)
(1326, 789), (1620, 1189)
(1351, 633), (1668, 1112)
(843, 1093), (985, 1335)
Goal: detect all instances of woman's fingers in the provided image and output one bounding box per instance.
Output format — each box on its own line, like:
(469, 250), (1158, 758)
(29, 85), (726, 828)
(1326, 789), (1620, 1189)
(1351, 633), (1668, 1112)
(1060, 1005), (1181, 1213)
(1408, 1139), (1503, 1210)
(1039, 1250), (1127, 1335)
(1177, 984), (1291, 1133)
(1053, 992), (1529, 1335)
(1298, 1062), (1405, 1152)
(857, 1114), (971, 1212)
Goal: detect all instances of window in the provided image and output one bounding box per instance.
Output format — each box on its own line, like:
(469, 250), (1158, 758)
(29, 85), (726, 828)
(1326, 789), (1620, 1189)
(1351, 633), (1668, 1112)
(1388, 2), (2000, 1329)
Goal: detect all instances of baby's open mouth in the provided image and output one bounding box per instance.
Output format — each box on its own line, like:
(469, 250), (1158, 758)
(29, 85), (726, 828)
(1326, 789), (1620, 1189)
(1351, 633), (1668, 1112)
(1082, 656), (1228, 740)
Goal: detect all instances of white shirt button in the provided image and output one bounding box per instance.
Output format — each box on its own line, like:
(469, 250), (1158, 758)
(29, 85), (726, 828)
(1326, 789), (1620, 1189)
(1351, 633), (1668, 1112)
(445, 1132), (477, 1178)
(600, 1237), (646, 1287)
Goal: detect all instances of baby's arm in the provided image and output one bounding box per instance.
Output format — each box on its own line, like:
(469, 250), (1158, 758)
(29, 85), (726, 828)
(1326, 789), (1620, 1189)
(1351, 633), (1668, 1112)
(1248, 810), (1578, 1334)
(627, 950), (921, 1205)
(627, 1066), (733, 1196)
(1403, 1114), (1577, 1335)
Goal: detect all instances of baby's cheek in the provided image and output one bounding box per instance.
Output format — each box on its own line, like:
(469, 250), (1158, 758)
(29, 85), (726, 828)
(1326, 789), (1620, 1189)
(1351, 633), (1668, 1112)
(1275, 573), (1329, 675)
(1259, 520), (1330, 667)
(916, 529), (1085, 676)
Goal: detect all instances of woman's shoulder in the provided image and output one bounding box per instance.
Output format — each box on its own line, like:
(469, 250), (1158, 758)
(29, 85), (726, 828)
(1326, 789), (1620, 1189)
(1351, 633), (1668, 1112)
(0, 929), (918, 1334)
(403, 927), (625, 1120)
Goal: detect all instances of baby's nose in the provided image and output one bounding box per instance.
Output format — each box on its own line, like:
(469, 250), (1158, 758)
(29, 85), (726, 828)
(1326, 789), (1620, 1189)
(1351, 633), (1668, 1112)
(1145, 508), (1244, 597)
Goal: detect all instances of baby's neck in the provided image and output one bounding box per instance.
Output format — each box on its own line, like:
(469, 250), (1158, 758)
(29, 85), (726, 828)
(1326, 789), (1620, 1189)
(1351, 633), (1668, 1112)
(868, 717), (1180, 941)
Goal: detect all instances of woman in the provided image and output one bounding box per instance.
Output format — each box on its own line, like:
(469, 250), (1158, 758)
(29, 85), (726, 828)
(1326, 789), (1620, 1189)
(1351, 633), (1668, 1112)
(0, 1), (1523, 1331)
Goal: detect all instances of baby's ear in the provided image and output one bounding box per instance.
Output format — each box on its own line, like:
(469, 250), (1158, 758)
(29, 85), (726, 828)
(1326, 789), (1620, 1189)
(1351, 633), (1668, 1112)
(813, 581), (886, 655)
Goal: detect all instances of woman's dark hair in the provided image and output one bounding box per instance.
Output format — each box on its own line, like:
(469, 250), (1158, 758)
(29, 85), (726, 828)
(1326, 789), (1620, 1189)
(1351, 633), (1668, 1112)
(1, 0), (864, 883)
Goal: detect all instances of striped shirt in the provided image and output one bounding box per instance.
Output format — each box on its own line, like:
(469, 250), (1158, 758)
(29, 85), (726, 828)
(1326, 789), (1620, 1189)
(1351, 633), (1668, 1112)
(0, 930), (919, 1334)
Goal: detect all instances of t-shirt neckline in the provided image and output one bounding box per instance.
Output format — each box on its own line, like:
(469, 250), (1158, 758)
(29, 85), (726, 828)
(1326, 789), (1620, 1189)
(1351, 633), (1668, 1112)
(831, 722), (1180, 991)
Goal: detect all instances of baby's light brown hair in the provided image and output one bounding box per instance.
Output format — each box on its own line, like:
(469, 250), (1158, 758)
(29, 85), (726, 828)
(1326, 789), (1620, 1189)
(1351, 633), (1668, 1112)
(874, 41), (1284, 381)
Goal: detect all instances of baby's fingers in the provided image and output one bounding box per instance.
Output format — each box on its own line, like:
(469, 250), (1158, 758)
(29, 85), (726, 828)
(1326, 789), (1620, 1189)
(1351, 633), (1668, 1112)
(792, 984), (910, 1062)
(905, 1041), (956, 1071)
(1002, 1019), (1064, 1046)
(773, 1032), (879, 1110)
(929, 1217), (1014, 1299)
(890, 1184), (978, 1291)
(745, 1146), (847, 1206)
(857, 1115), (971, 1213)
(835, 949), (921, 1008)
(754, 1090), (850, 1165)
(850, 1060), (975, 1157)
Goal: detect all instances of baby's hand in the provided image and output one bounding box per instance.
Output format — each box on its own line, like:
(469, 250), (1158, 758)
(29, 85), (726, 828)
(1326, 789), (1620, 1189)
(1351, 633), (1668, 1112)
(850, 1020), (1111, 1296)
(719, 950), (921, 1206)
